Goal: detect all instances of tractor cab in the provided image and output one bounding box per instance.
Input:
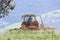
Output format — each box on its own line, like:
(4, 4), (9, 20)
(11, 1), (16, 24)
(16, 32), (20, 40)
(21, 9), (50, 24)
(20, 14), (44, 30)
(21, 14), (39, 27)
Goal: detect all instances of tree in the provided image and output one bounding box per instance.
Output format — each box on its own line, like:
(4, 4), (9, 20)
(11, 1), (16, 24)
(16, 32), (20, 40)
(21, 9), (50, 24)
(0, 0), (15, 18)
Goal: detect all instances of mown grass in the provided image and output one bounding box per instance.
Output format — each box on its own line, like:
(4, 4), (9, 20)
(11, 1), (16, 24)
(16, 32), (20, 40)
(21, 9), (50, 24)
(0, 29), (60, 40)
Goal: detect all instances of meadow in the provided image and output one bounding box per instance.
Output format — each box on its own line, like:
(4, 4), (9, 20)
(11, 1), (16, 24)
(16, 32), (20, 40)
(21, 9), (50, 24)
(0, 29), (60, 40)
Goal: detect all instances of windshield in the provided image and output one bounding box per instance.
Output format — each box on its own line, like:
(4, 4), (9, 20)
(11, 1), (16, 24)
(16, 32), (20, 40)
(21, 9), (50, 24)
(25, 16), (35, 22)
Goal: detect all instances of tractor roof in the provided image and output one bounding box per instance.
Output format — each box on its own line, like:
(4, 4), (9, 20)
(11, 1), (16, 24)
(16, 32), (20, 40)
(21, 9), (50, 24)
(22, 14), (36, 17)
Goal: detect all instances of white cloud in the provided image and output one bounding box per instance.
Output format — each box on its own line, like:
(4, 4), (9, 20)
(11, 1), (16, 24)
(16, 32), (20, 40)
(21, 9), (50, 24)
(42, 10), (60, 18)
(41, 10), (60, 28)
(5, 22), (21, 30)
(0, 19), (10, 25)
(0, 22), (21, 33)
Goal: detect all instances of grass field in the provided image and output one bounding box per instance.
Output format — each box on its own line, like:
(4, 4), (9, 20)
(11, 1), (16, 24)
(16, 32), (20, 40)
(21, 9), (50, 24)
(0, 29), (60, 40)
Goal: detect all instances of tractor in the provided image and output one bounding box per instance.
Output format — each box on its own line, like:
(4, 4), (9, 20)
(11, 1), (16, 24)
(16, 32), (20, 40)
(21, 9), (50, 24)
(9, 14), (54, 31)
(20, 14), (45, 30)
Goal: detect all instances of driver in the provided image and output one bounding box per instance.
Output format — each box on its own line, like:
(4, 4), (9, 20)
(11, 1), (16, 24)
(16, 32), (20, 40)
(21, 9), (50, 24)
(27, 16), (33, 26)
(28, 16), (32, 22)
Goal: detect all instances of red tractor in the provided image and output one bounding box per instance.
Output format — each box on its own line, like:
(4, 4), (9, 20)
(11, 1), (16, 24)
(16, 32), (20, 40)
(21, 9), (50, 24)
(9, 14), (54, 31)
(20, 14), (45, 30)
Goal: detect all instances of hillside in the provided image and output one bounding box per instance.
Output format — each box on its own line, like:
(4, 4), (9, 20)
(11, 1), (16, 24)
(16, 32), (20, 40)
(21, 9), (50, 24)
(0, 29), (60, 40)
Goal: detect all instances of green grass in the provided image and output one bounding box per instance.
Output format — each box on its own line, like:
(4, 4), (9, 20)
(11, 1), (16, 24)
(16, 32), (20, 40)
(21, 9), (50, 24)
(0, 29), (60, 40)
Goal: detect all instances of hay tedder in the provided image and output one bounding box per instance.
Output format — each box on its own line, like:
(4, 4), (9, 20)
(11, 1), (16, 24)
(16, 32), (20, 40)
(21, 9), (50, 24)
(20, 14), (45, 30)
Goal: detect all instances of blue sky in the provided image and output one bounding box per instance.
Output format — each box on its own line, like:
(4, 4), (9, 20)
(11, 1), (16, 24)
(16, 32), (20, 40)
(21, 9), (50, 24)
(0, 0), (60, 28)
